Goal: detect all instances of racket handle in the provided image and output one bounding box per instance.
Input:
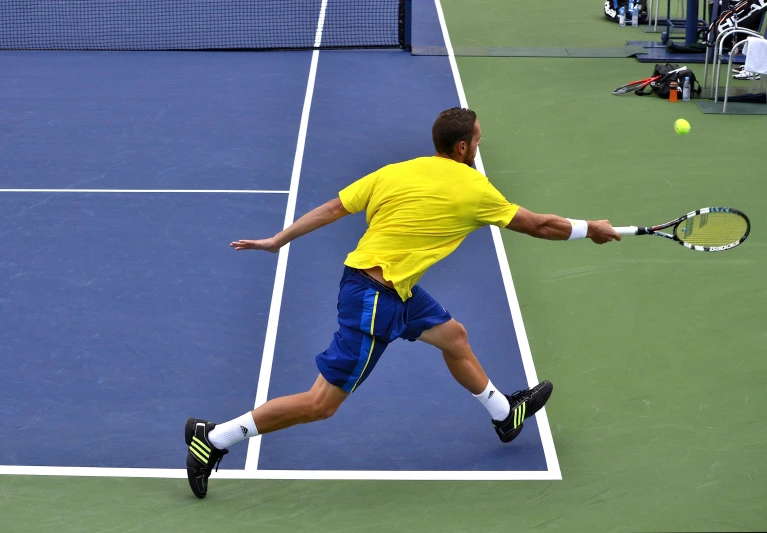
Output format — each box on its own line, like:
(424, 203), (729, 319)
(614, 226), (640, 236)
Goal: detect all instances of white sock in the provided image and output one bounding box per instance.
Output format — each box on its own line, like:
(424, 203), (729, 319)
(208, 412), (259, 450)
(473, 380), (510, 422)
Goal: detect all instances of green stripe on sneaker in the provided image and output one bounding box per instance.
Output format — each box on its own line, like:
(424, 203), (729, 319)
(190, 446), (209, 464)
(191, 438), (211, 461)
(190, 443), (209, 459)
(192, 437), (211, 453)
(513, 403), (527, 428)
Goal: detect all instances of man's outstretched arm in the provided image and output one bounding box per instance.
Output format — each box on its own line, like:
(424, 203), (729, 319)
(230, 197), (351, 252)
(506, 206), (620, 244)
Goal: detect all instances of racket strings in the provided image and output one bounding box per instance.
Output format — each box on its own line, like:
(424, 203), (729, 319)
(675, 212), (749, 246)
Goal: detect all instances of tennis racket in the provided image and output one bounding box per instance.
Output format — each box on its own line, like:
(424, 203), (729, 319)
(614, 207), (750, 251)
(612, 65), (687, 95)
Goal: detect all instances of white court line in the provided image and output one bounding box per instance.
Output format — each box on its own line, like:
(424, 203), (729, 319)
(0, 465), (559, 480)
(434, 0), (562, 480)
(0, 189), (288, 194)
(243, 0), (328, 472)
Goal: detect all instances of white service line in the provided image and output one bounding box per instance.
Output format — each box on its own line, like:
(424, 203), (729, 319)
(243, 0), (328, 472)
(434, 0), (561, 480)
(0, 189), (289, 194)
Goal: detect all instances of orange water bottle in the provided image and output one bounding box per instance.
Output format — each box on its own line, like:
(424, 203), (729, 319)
(669, 81), (678, 102)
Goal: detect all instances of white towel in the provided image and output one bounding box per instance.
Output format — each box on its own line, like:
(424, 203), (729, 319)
(744, 37), (767, 74)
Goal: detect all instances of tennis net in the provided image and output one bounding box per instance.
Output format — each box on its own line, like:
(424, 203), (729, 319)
(0, 1), (411, 51)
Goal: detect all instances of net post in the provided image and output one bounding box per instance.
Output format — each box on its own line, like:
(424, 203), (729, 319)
(401, 0), (412, 50)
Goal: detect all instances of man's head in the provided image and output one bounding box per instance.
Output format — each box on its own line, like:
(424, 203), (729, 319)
(432, 107), (481, 167)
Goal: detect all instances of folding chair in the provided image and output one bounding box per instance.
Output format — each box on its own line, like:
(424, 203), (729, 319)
(703, 5), (767, 94)
(704, 27), (764, 97)
(722, 35), (767, 112)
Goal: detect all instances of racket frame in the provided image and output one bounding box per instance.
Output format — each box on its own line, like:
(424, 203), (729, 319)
(614, 207), (751, 252)
(612, 75), (660, 95)
(612, 65), (688, 96)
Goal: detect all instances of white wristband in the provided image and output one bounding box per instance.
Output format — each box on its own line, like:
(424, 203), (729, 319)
(567, 219), (588, 240)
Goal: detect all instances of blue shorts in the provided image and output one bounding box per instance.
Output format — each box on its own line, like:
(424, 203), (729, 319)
(316, 266), (452, 393)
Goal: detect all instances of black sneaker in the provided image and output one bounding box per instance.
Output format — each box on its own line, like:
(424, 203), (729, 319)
(185, 417), (228, 498)
(493, 380), (554, 443)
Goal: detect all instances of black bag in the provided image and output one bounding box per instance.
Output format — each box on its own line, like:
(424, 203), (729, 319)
(705, 0), (767, 52)
(636, 63), (703, 99)
(604, 0), (649, 23)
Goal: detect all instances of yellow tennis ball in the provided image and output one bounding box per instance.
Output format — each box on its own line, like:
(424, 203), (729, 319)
(674, 118), (691, 135)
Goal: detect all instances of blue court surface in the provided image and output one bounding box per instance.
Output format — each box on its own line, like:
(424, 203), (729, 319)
(1, 1), (558, 480)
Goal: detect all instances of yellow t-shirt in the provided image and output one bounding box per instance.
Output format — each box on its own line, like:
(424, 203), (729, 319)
(339, 156), (519, 301)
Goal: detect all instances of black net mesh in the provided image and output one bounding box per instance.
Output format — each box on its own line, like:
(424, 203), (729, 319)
(0, 1), (407, 51)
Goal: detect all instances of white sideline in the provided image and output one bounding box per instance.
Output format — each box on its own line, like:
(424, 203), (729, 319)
(243, 0), (328, 472)
(433, 0), (561, 480)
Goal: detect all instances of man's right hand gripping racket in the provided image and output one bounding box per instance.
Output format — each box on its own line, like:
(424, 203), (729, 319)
(614, 207), (751, 251)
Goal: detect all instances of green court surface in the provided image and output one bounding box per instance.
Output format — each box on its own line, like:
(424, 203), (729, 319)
(696, 100), (767, 114)
(412, 45), (646, 57)
(3, 5), (767, 533)
(464, 56), (767, 532)
(441, 0), (655, 48)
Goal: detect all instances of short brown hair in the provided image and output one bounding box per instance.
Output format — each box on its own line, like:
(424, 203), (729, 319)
(432, 108), (477, 154)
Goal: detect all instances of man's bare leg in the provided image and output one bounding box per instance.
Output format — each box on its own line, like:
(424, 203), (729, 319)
(417, 318), (492, 395)
(417, 317), (553, 443)
(251, 373), (349, 434)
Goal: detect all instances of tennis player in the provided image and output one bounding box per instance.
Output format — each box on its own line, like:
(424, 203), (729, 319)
(184, 107), (620, 498)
